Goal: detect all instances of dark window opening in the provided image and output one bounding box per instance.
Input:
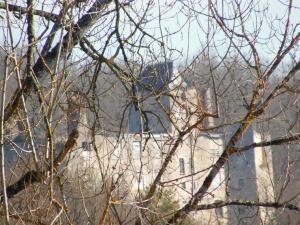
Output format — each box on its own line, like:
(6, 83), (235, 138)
(179, 158), (185, 175)
(82, 142), (92, 151)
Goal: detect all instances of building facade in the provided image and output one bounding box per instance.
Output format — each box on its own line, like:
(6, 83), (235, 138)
(66, 62), (227, 224)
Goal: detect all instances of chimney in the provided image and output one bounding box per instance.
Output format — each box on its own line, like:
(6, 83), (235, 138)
(199, 88), (215, 128)
(205, 88), (215, 127)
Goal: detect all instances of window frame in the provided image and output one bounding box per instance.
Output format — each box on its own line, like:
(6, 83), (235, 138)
(179, 158), (185, 175)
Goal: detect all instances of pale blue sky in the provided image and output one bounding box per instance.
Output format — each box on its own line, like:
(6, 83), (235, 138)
(1, 0), (300, 66)
(141, 0), (300, 64)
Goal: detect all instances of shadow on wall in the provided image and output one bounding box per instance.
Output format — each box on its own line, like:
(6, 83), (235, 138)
(225, 125), (260, 225)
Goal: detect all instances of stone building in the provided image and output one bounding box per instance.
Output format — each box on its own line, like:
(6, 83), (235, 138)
(66, 62), (227, 224)
(68, 60), (300, 225)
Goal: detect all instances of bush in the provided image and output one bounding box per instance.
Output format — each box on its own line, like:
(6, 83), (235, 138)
(140, 188), (196, 225)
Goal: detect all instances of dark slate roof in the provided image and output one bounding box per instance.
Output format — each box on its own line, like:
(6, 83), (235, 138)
(138, 61), (173, 91)
(129, 62), (174, 134)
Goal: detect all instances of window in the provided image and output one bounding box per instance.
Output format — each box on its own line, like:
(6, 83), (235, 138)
(215, 207), (223, 218)
(82, 142), (91, 151)
(181, 182), (186, 190)
(179, 158), (185, 175)
(132, 141), (141, 160)
(190, 158), (194, 174)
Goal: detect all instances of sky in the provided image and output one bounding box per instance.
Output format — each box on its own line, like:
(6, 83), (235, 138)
(145, 0), (300, 64)
(1, 0), (300, 66)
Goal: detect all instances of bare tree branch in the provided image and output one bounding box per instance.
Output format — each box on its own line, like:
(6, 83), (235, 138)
(0, 2), (58, 21)
(4, 0), (113, 122)
(195, 200), (300, 212)
(239, 133), (300, 152)
(0, 126), (79, 202)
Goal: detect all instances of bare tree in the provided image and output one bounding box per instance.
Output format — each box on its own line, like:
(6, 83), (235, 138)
(1, 0), (300, 224)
